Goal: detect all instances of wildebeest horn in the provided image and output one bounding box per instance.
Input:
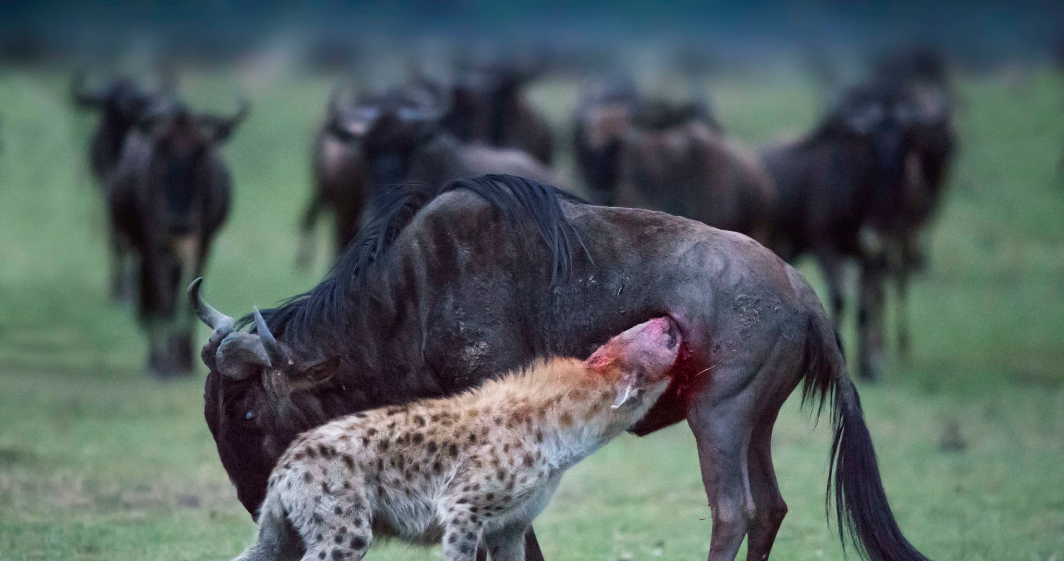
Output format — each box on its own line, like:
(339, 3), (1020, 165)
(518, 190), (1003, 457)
(253, 307), (289, 366)
(216, 333), (271, 379)
(187, 278), (235, 332)
(200, 97), (251, 142)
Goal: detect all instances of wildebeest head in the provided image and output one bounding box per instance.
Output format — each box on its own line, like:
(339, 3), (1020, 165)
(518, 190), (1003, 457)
(818, 82), (920, 183)
(189, 279), (341, 515)
(360, 97), (442, 186)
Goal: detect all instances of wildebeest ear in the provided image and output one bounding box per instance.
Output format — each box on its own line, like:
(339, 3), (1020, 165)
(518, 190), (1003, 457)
(288, 356), (342, 393)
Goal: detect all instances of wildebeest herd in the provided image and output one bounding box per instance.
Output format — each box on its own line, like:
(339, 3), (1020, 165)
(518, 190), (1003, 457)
(72, 50), (957, 561)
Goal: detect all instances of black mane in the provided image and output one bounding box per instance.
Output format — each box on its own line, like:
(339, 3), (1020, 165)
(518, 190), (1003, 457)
(244, 174), (588, 347)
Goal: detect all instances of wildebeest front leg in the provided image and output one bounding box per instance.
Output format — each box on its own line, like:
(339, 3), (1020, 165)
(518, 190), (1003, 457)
(895, 237), (916, 362)
(858, 252), (888, 381)
(688, 394), (755, 561)
(297, 194), (324, 269)
(814, 249), (846, 332)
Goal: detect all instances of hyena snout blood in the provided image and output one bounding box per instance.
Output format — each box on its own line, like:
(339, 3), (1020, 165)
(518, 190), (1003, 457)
(588, 316), (682, 386)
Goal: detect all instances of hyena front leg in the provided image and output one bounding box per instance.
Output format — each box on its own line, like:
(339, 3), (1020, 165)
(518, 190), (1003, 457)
(482, 521), (528, 561)
(442, 503), (485, 561)
(285, 469), (373, 561)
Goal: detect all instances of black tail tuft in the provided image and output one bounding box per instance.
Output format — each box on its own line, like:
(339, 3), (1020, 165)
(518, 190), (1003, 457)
(801, 316), (930, 561)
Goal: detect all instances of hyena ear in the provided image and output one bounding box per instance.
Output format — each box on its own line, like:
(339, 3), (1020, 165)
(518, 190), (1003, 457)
(288, 356), (342, 393)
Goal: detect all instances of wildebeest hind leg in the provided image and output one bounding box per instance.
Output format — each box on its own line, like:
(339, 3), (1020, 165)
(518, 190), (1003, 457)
(744, 408), (788, 561)
(688, 392), (755, 561)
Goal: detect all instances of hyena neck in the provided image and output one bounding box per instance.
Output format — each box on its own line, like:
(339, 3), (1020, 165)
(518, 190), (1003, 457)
(528, 369), (663, 469)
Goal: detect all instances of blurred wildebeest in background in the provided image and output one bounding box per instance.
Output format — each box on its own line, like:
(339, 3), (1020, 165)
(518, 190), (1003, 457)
(762, 80), (925, 380)
(439, 62), (555, 165)
(574, 82), (774, 243)
(359, 88), (562, 200)
(297, 85), (375, 268)
(191, 174), (931, 561)
(71, 73), (162, 301)
(109, 94), (248, 377)
(572, 74), (639, 205)
(872, 48), (958, 357)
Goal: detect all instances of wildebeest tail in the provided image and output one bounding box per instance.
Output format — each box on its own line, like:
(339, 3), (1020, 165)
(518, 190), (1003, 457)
(800, 317), (930, 561)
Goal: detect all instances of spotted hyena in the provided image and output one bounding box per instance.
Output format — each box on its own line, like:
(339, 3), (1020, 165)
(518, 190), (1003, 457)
(230, 317), (681, 561)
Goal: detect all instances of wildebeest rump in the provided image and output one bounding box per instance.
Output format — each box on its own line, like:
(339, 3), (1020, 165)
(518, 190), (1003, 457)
(110, 95), (247, 376)
(762, 81), (923, 380)
(192, 174), (930, 561)
(72, 73), (159, 301)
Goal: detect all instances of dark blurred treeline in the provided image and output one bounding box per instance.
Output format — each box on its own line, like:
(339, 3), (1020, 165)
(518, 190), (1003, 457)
(2, 0), (1063, 73)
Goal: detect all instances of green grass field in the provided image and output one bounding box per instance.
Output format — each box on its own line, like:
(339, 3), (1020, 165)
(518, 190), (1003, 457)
(1, 65), (1063, 561)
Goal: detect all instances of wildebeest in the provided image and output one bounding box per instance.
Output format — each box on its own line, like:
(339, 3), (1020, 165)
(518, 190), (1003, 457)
(359, 96), (561, 201)
(574, 85), (774, 243)
(762, 80), (927, 380)
(192, 174), (930, 561)
(296, 86), (377, 268)
(438, 65), (555, 165)
(110, 94), (248, 376)
(71, 73), (160, 301)
(875, 51), (958, 358)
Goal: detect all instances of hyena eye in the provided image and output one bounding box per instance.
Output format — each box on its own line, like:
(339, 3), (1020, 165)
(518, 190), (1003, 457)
(245, 410), (255, 420)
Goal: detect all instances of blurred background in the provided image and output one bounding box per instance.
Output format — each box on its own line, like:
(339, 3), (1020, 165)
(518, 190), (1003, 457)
(1, 1), (1063, 560)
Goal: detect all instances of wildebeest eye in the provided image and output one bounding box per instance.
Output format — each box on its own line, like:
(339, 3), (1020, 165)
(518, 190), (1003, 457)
(245, 410), (255, 420)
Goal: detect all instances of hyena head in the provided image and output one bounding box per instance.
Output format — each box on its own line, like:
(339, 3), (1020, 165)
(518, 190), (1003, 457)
(585, 316), (681, 409)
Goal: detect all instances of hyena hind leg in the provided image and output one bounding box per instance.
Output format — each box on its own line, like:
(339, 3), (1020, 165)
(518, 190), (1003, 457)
(233, 507), (304, 561)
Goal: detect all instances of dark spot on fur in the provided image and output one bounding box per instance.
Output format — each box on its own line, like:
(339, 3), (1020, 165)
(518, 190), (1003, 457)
(318, 551), (325, 559)
(560, 411), (573, 427)
(321, 481), (331, 494)
(331, 548), (344, 560)
(319, 444), (333, 458)
(486, 493), (494, 501)
(448, 443), (459, 457)
(471, 483), (480, 491)
(414, 415), (426, 427)
(303, 472), (313, 483)
(448, 534), (458, 544)
(334, 506), (343, 515)
(342, 455), (355, 470)
(350, 536), (366, 549)
(468, 433), (477, 444)
(433, 461), (443, 474)
(523, 454), (535, 467)
(465, 531), (476, 540)
(316, 533), (324, 542)
(367, 428), (377, 436)
(497, 469), (507, 481)
(306, 447), (318, 459)
(460, 544), (473, 555)
(427, 441), (437, 453)
(354, 412), (367, 418)
(313, 513), (324, 524)
(536, 430), (543, 443)
(335, 535), (344, 544)
(378, 440), (390, 452)
(412, 433), (424, 445)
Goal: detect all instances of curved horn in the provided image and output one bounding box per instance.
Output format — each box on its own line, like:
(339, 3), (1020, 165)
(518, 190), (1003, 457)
(216, 333), (271, 380)
(200, 97), (251, 142)
(253, 307), (289, 367)
(187, 278), (235, 332)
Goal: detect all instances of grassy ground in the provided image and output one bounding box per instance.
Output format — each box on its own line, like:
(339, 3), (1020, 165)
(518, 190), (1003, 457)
(1, 65), (1063, 561)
